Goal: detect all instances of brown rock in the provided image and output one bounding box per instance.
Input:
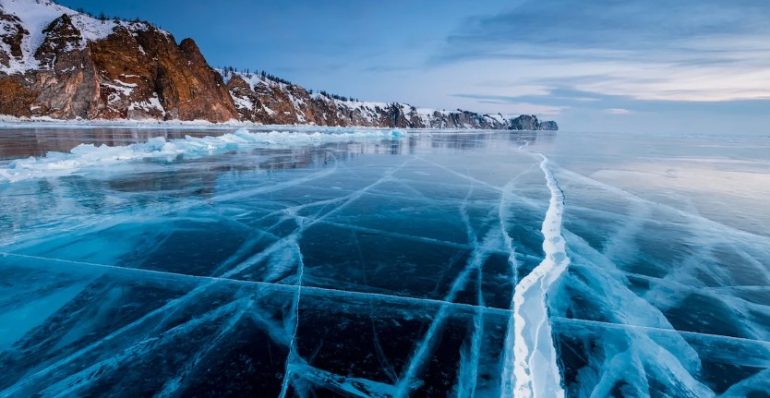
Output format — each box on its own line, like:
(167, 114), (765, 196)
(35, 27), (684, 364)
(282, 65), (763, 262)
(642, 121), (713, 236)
(134, 32), (238, 121)
(0, 76), (35, 116)
(89, 24), (163, 120)
(0, 11), (240, 122)
(0, 4), (548, 129)
(219, 70), (518, 129)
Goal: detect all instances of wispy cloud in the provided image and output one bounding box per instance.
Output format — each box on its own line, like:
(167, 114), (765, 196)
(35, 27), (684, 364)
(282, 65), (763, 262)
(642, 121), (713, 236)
(604, 108), (632, 115)
(434, 0), (770, 102)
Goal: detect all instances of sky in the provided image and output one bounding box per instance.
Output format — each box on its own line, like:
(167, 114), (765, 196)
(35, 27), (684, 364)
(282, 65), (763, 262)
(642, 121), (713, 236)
(58, 0), (770, 133)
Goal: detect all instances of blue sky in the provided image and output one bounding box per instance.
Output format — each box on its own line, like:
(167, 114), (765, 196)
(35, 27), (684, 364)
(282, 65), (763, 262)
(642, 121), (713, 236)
(59, 0), (770, 133)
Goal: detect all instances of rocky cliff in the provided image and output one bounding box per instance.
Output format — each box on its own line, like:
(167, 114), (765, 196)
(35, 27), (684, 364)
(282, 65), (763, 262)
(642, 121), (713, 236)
(508, 114), (559, 131)
(0, 0), (558, 130)
(0, 0), (238, 122)
(221, 70), (516, 129)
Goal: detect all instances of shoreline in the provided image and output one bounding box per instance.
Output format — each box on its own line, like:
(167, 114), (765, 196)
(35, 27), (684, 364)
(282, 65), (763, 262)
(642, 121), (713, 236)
(0, 116), (551, 133)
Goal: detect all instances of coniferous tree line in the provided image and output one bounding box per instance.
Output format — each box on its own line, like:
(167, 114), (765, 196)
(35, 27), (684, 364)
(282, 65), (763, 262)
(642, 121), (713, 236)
(318, 91), (360, 102)
(74, 7), (150, 25)
(221, 67), (293, 86)
(219, 66), (361, 102)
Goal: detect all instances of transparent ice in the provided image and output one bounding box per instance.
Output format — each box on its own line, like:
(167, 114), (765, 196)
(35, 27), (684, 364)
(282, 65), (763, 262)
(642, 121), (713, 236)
(0, 127), (768, 397)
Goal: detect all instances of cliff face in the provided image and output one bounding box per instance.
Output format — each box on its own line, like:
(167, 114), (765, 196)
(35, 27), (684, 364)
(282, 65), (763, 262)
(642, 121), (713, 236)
(222, 71), (513, 129)
(0, 0), (558, 130)
(509, 115), (559, 131)
(0, 0), (238, 122)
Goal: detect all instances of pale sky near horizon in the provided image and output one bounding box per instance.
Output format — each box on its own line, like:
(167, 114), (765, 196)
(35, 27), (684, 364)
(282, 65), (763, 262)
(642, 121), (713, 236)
(58, 0), (770, 133)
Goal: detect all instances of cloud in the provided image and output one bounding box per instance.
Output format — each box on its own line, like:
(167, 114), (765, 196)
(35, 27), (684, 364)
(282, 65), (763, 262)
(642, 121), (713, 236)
(604, 108), (632, 115)
(433, 0), (770, 102)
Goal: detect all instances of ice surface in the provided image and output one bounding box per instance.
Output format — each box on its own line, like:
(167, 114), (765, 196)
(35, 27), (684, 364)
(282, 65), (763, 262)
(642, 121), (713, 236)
(504, 154), (569, 398)
(0, 127), (769, 397)
(0, 128), (403, 183)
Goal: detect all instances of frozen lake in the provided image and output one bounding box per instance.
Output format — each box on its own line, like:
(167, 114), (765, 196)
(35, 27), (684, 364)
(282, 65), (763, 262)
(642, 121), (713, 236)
(0, 127), (768, 397)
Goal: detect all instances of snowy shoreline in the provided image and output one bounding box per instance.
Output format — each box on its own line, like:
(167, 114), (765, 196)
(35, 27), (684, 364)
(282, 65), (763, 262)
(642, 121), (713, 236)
(0, 116), (330, 130)
(0, 116), (507, 132)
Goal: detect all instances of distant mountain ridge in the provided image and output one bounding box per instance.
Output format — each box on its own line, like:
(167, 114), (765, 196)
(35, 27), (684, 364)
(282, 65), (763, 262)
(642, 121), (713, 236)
(0, 0), (558, 130)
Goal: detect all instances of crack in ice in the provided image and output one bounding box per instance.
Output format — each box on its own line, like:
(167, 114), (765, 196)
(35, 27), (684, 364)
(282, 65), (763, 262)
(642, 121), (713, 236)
(498, 176), (522, 398)
(503, 154), (569, 398)
(393, 227), (501, 398)
(5, 253), (770, 349)
(277, 240), (305, 398)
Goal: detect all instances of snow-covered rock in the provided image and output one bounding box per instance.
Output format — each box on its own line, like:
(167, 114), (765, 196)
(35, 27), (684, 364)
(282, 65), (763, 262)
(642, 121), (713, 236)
(0, 0), (558, 129)
(0, 0), (237, 122)
(219, 69), (552, 129)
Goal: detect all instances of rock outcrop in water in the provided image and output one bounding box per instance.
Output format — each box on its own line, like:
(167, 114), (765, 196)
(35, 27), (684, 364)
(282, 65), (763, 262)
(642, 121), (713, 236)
(0, 0), (558, 130)
(509, 114), (559, 131)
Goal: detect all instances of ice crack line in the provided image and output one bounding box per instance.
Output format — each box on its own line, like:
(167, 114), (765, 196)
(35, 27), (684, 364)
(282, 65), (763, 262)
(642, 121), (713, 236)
(502, 154), (570, 398)
(278, 239), (305, 398)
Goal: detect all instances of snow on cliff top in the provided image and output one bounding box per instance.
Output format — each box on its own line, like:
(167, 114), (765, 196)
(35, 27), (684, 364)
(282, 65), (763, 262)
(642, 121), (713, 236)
(217, 69), (515, 126)
(0, 0), (160, 74)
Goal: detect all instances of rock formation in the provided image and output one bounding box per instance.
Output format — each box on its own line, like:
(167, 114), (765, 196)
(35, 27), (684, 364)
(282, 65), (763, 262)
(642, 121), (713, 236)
(0, 0), (558, 130)
(509, 115), (559, 131)
(0, 0), (238, 122)
(221, 70), (518, 129)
